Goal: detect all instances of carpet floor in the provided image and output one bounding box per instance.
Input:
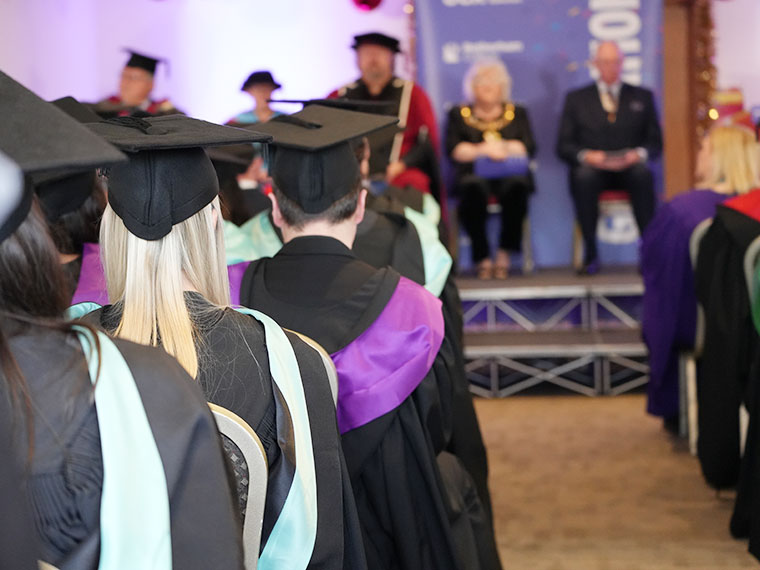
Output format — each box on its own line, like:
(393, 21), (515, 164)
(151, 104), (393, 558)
(474, 393), (758, 569)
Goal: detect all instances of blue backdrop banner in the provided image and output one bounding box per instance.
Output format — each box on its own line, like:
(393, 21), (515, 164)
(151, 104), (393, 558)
(415, 0), (663, 268)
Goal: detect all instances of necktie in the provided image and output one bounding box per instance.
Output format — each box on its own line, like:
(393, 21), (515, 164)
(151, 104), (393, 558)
(601, 87), (617, 122)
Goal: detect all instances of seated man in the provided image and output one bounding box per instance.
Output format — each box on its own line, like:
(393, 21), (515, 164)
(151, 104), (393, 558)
(92, 50), (182, 118)
(227, 70), (283, 127)
(329, 32), (442, 200)
(239, 105), (501, 570)
(556, 41), (662, 274)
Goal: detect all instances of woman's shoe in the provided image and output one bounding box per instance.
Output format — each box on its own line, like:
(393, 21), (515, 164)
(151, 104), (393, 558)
(494, 250), (510, 280)
(476, 259), (493, 280)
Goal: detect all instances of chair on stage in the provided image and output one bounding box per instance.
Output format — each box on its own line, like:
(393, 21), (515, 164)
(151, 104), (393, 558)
(572, 190), (636, 269)
(290, 331), (339, 407)
(678, 218), (712, 455)
(209, 403), (268, 570)
(680, 223), (757, 457)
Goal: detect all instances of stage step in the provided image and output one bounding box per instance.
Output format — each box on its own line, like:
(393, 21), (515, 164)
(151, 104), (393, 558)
(463, 328), (648, 398)
(456, 266), (643, 331)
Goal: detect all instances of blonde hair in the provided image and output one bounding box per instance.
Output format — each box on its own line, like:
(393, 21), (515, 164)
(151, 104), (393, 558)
(463, 58), (512, 103)
(699, 125), (760, 195)
(100, 197), (230, 377)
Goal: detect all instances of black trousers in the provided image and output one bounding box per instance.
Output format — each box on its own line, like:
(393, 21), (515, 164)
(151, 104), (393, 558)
(457, 174), (530, 264)
(569, 164), (655, 263)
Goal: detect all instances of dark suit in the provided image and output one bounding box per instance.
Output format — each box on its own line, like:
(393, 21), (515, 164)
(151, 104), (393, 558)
(556, 82), (663, 262)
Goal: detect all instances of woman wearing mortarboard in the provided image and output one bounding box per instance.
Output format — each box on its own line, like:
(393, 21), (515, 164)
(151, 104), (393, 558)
(0, 70), (243, 570)
(76, 113), (367, 569)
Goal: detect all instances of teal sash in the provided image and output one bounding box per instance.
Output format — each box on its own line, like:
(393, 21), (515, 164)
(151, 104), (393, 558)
(403, 206), (452, 297)
(421, 192), (441, 227)
(67, 301), (318, 569)
(75, 325), (172, 570)
(233, 307), (318, 569)
(224, 214), (283, 265)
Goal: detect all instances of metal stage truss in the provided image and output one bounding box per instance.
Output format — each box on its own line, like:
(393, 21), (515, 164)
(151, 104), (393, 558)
(457, 268), (648, 397)
(457, 268), (644, 332)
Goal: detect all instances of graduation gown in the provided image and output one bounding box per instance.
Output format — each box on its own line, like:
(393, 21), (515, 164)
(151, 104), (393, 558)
(2, 322), (243, 569)
(640, 189), (728, 418)
(694, 199), (760, 489)
(0, 414), (38, 570)
(357, 195), (493, 523)
(240, 236), (501, 570)
(87, 293), (366, 570)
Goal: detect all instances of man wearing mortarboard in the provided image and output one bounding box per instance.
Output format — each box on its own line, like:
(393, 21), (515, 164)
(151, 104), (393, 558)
(328, 32), (444, 203)
(93, 50), (183, 118)
(238, 105), (502, 570)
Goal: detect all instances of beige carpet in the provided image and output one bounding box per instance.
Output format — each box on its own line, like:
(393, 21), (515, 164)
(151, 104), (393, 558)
(475, 394), (759, 569)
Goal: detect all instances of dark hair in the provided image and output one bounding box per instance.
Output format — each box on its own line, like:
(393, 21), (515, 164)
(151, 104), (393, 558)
(44, 176), (106, 255)
(272, 185), (361, 230)
(0, 199), (99, 462)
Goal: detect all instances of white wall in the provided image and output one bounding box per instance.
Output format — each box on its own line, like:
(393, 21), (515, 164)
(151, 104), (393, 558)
(0, 0), (413, 123)
(713, 0), (760, 110)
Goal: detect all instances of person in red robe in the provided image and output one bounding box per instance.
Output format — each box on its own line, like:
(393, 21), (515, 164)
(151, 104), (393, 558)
(329, 32), (443, 202)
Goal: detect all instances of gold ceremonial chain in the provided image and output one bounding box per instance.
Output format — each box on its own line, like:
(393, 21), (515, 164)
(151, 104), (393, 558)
(461, 103), (516, 141)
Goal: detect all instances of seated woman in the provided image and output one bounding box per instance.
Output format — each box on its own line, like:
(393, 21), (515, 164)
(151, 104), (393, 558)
(84, 115), (366, 570)
(0, 165), (242, 567)
(641, 122), (760, 428)
(446, 58), (536, 279)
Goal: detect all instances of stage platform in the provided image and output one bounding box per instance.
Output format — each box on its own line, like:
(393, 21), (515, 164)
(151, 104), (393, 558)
(457, 266), (649, 397)
(456, 266), (643, 331)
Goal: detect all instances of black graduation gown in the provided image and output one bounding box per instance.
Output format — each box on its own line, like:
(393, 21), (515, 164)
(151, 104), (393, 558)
(2, 322), (244, 569)
(694, 205), (760, 492)
(240, 236), (501, 570)
(88, 293), (366, 570)
(0, 413), (39, 570)
(356, 196), (494, 523)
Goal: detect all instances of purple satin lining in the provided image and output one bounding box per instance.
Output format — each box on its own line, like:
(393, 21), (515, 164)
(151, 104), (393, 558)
(331, 276), (445, 434)
(71, 243), (109, 306)
(70, 243), (251, 307)
(228, 261), (251, 306)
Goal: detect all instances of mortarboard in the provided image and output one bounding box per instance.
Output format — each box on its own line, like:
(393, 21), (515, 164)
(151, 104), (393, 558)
(241, 71), (282, 92)
(248, 104), (397, 213)
(87, 115), (271, 240)
(206, 147), (253, 188)
(270, 98), (397, 115)
(51, 96), (102, 124)
(0, 72), (126, 242)
(30, 97), (106, 222)
(351, 32), (401, 53)
(124, 50), (162, 75)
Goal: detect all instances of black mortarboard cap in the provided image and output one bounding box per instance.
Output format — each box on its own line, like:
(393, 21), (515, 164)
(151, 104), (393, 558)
(0, 71), (126, 174)
(33, 170), (97, 222)
(51, 96), (102, 124)
(249, 105), (397, 213)
(270, 98), (397, 115)
(0, 72), (126, 241)
(206, 147), (252, 187)
(31, 97), (105, 222)
(124, 50), (162, 75)
(241, 71), (282, 92)
(351, 32), (401, 53)
(87, 115), (271, 240)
